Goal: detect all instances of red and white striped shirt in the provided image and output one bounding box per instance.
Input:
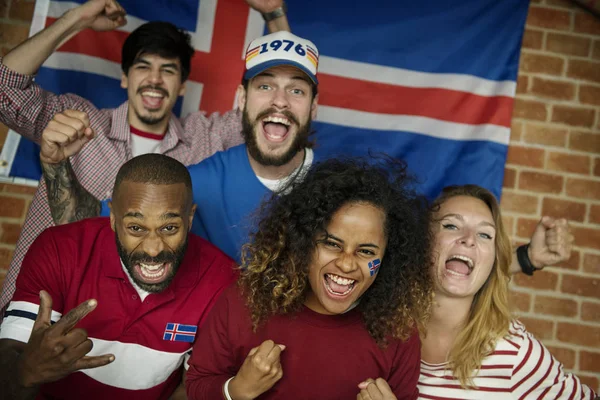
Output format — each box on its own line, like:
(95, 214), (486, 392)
(0, 60), (244, 311)
(418, 320), (596, 399)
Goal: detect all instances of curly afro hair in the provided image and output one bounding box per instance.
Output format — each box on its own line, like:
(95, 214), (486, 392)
(238, 156), (433, 346)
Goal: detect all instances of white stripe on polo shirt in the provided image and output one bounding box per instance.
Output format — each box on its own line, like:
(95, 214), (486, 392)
(0, 301), (63, 342)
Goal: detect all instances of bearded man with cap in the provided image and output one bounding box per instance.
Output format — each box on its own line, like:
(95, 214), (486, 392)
(40, 30), (321, 263)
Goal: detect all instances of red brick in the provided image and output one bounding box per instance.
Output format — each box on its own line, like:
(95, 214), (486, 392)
(512, 269), (559, 291)
(509, 290), (531, 313)
(516, 217), (539, 239)
(513, 98), (548, 121)
(581, 301), (600, 322)
(522, 29), (543, 50)
(579, 375), (599, 394)
(551, 105), (596, 128)
(572, 226), (600, 250)
(510, 120), (523, 142)
(547, 151), (591, 175)
(583, 253), (600, 274)
(557, 249), (580, 271)
(534, 295), (578, 317)
(594, 40), (600, 60)
(519, 53), (564, 75)
(506, 145), (545, 168)
(567, 59), (600, 83)
(503, 168), (516, 189)
(0, 23), (30, 47)
(526, 6), (571, 30)
(502, 215), (515, 236)
(519, 171), (564, 194)
(574, 11), (600, 35)
(546, 346), (576, 369)
(581, 351), (600, 373)
(0, 223), (21, 245)
(0, 247), (13, 269)
(566, 177), (600, 200)
(570, 131), (600, 154)
(595, 158), (600, 177)
(530, 77), (575, 100)
(0, 194), (26, 218)
(579, 84), (600, 106)
(500, 191), (538, 214)
(524, 124), (567, 147)
(546, 0), (577, 7)
(518, 317), (554, 341)
(546, 32), (591, 57)
(9, 0), (35, 22)
(516, 75), (528, 95)
(5, 183), (37, 195)
(557, 323), (600, 347)
(542, 198), (586, 222)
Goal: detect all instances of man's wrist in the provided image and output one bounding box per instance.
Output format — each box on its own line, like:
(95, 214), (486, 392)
(261, 2), (287, 21)
(227, 376), (254, 400)
(517, 244), (540, 276)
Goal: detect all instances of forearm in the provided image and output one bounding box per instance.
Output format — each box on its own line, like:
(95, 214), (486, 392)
(266, 15), (290, 32)
(509, 250), (521, 275)
(42, 159), (101, 224)
(2, 9), (84, 75)
(0, 344), (39, 400)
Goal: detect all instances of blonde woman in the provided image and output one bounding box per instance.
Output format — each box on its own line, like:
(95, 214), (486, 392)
(419, 185), (597, 399)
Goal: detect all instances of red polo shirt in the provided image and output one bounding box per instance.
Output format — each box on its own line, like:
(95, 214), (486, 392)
(1, 217), (237, 400)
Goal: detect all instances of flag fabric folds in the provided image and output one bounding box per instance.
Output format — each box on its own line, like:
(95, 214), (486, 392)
(0, 0), (529, 200)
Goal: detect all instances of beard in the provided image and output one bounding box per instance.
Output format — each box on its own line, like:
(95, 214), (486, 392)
(115, 231), (188, 293)
(134, 85), (169, 125)
(242, 107), (312, 167)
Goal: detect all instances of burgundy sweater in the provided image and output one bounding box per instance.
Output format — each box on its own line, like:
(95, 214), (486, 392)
(186, 285), (421, 399)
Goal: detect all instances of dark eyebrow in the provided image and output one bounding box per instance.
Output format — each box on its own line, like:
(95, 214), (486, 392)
(132, 58), (179, 70)
(123, 211), (144, 219)
(441, 213), (496, 230)
(254, 72), (311, 85)
(326, 233), (380, 249)
(122, 212), (182, 220)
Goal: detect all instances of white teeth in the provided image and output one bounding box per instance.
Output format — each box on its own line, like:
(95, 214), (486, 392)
(263, 116), (290, 125)
(448, 254), (474, 268)
(326, 273), (355, 286)
(139, 263), (165, 278)
(142, 91), (164, 98)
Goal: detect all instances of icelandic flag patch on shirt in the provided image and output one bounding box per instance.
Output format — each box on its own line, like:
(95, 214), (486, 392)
(163, 323), (197, 343)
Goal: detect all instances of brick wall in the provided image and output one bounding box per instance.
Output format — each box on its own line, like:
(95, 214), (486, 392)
(0, 0), (599, 391)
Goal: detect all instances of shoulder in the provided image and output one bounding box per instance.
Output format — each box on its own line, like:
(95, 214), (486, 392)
(187, 144), (248, 179)
(37, 217), (112, 247)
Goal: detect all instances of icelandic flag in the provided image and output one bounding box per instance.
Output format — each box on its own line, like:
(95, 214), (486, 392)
(0, 0), (528, 200)
(368, 259), (381, 277)
(163, 322), (197, 343)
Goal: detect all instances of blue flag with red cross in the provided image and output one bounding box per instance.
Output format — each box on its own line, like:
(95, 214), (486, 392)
(0, 0), (528, 200)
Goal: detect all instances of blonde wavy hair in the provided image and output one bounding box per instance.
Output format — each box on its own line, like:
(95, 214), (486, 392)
(430, 185), (512, 388)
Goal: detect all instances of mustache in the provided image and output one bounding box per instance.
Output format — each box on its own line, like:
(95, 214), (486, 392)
(256, 108), (299, 126)
(128, 250), (176, 265)
(137, 85), (168, 98)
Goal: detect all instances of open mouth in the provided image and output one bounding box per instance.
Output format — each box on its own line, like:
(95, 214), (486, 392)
(134, 262), (171, 283)
(444, 254), (474, 277)
(261, 115), (291, 142)
(140, 89), (166, 110)
(324, 273), (357, 297)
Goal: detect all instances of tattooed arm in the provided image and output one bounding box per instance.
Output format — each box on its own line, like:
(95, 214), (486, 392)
(40, 110), (101, 224)
(42, 159), (101, 224)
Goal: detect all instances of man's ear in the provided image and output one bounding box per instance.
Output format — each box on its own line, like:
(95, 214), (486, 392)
(310, 93), (319, 120)
(178, 81), (186, 97)
(188, 204), (197, 232)
(109, 201), (116, 232)
(120, 73), (128, 89)
(236, 84), (247, 112)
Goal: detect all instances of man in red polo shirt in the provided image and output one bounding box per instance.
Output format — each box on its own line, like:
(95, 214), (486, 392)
(0, 154), (237, 400)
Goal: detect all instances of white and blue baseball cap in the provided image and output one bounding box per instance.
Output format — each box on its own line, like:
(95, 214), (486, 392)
(244, 31), (319, 84)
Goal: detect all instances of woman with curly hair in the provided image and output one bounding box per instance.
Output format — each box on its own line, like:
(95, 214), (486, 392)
(186, 157), (433, 400)
(419, 185), (597, 399)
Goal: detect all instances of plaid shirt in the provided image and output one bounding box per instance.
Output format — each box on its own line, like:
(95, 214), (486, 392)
(0, 60), (244, 311)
